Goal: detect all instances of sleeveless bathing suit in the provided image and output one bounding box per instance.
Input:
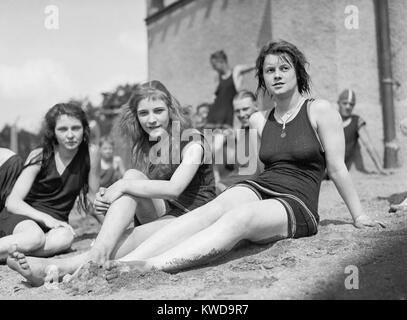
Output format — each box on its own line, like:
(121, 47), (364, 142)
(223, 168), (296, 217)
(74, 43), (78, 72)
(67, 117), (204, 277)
(232, 99), (326, 238)
(206, 74), (237, 127)
(0, 147), (88, 237)
(0, 155), (24, 212)
(147, 131), (217, 218)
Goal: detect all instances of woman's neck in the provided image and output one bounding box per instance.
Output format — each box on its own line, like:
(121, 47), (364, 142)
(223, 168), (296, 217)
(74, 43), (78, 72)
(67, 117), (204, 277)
(274, 90), (304, 114)
(55, 145), (78, 161)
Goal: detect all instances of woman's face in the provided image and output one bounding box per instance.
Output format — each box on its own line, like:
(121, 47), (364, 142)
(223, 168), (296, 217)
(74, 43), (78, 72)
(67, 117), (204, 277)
(137, 98), (170, 139)
(263, 54), (298, 98)
(54, 115), (84, 151)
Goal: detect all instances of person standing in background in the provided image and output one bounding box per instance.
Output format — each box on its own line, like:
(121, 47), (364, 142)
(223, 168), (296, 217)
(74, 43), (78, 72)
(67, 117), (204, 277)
(207, 50), (255, 128)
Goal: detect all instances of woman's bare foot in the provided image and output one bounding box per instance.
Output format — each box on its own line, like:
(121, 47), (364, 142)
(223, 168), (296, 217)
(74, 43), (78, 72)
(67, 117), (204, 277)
(104, 260), (151, 283)
(6, 244), (57, 287)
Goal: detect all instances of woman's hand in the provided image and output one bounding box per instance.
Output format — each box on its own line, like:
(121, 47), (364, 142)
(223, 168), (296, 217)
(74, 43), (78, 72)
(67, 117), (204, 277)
(101, 180), (125, 203)
(93, 188), (111, 215)
(42, 216), (76, 236)
(354, 215), (385, 229)
(93, 181), (125, 215)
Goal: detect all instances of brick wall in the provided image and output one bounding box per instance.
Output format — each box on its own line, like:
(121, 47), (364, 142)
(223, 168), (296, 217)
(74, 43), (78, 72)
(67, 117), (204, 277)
(146, 0), (407, 168)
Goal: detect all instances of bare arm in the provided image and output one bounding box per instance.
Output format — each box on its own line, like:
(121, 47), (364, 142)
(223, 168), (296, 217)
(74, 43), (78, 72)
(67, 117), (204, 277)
(5, 149), (72, 230)
(88, 144), (101, 204)
(233, 64), (256, 91)
(311, 100), (382, 228)
(114, 156), (126, 177)
(100, 142), (205, 203)
(358, 126), (386, 174)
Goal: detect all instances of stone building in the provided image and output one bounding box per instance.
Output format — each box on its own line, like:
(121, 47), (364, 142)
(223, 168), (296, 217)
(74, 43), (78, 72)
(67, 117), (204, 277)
(145, 0), (407, 167)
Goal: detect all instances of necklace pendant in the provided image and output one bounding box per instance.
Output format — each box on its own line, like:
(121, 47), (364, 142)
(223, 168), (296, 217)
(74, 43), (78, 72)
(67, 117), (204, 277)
(280, 130), (286, 138)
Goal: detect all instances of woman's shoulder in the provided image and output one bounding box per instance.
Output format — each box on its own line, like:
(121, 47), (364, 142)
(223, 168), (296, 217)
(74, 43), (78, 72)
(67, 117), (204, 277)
(249, 110), (269, 130)
(309, 98), (332, 111)
(250, 110), (268, 122)
(27, 148), (43, 161)
(308, 98), (342, 127)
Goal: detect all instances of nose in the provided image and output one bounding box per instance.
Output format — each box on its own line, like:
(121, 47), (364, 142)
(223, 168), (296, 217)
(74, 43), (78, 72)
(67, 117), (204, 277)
(66, 129), (74, 139)
(147, 113), (157, 125)
(274, 69), (282, 79)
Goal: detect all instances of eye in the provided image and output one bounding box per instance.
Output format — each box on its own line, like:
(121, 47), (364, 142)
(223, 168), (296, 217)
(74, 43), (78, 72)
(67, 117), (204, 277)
(138, 111), (148, 117)
(72, 126), (82, 131)
(154, 108), (165, 114)
(281, 65), (290, 71)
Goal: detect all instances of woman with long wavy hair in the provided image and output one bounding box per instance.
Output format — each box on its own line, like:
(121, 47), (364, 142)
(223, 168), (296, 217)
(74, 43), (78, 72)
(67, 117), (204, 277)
(7, 80), (217, 286)
(0, 103), (100, 262)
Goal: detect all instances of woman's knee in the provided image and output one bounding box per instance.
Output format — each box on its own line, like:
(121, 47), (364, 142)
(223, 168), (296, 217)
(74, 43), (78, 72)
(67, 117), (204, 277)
(13, 220), (46, 249)
(47, 227), (75, 250)
(123, 169), (148, 180)
(218, 208), (256, 237)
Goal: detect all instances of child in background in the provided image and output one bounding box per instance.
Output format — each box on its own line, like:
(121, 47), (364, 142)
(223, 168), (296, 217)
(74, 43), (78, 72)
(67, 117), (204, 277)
(99, 136), (125, 188)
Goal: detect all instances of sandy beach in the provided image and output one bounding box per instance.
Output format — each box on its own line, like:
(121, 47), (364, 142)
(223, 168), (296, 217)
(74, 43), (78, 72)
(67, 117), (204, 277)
(0, 168), (406, 300)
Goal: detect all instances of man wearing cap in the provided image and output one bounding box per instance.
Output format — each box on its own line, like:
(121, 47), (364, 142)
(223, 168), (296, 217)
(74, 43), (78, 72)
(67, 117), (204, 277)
(338, 89), (387, 174)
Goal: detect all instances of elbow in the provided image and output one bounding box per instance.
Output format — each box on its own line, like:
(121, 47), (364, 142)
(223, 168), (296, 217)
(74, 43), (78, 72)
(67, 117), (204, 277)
(5, 196), (18, 213)
(326, 163), (348, 180)
(165, 186), (184, 200)
(166, 190), (182, 200)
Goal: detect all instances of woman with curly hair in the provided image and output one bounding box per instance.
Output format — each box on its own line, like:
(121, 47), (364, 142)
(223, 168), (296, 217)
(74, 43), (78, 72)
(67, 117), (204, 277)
(7, 80), (217, 285)
(0, 103), (100, 261)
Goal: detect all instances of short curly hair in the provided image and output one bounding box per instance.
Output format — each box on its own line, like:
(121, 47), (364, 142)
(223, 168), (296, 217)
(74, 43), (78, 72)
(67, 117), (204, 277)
(255, 40), (311, 95)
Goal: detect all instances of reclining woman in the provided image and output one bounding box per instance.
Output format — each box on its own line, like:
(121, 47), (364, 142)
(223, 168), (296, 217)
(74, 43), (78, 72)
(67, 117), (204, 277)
(8, 41), (382, 284)
(0, 103), (100, 262)
(7, 80), (217, 285)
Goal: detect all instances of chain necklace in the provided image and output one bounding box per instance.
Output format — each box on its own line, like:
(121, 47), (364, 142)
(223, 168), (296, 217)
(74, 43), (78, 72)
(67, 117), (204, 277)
(275, 98), (306, 138)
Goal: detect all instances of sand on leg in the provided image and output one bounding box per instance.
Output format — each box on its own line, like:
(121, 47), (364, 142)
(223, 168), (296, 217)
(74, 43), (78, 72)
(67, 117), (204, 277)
(109, 198), (288, 277)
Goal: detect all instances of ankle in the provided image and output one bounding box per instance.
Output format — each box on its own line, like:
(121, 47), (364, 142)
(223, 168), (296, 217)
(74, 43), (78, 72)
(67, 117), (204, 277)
(88, 246), (110, 264)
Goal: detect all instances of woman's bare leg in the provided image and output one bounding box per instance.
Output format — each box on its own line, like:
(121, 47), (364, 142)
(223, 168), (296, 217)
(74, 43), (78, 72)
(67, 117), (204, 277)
(88, 169), (165, 263)
(116, 186), (260, 262)
(0, 220), (46, 261)
(31, 227), (74, 257)
(116, 199), (288, 274)
(7, 169), (166, 284)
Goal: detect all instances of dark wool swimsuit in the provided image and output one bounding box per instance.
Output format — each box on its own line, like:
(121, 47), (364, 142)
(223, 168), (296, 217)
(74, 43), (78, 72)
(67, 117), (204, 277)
(147, 132), (217, 219)
(233, 99), (326, 238)
(0, 148), (88, 237)
(206, 73), (237, 127)
(0, 155), (24, 212)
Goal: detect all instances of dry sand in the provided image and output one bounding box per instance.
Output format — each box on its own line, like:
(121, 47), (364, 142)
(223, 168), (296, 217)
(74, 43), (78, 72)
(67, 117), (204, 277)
(0, 168), (406, 300)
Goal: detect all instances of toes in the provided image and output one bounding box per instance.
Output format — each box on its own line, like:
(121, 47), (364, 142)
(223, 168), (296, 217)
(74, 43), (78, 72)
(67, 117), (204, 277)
(103, 261), (116, 271)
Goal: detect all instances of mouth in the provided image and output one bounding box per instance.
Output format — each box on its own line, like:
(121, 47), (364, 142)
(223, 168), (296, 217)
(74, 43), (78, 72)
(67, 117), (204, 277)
(148, 126), (162, 130)
(273, 82), (285, 87)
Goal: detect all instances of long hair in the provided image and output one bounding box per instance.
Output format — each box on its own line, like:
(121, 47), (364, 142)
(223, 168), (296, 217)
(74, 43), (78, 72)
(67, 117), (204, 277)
(117, 80), (190, 176)
(29, 103), (91, 211)
(255, 40), (311, 96)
